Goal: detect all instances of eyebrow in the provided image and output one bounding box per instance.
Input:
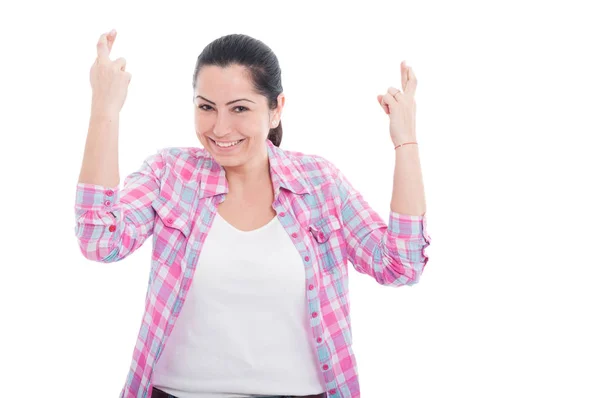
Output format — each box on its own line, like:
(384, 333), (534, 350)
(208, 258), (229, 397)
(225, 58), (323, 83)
(195, 95), (256, 105)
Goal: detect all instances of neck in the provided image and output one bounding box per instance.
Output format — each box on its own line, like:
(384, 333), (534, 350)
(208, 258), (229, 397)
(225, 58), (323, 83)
(223, 149), (272, 194)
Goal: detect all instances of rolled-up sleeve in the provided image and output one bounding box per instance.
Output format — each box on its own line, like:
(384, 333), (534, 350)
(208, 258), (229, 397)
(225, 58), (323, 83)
(335, 165), (431, 287)
(74, 151), (164, 263)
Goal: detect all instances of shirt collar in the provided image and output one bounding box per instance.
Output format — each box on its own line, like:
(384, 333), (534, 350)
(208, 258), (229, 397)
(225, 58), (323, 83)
(193, 139), (312, 199)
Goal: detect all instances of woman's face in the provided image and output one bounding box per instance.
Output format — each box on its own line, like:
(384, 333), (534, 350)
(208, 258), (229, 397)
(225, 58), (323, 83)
(193, 64), (283, 168)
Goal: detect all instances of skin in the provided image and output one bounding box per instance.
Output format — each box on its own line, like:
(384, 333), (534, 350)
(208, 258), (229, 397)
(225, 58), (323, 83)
(79, 29), (130, 188)
(84, 29), (424, 218)
(193, 64), (284, 196)
(192, 60), (425, 219)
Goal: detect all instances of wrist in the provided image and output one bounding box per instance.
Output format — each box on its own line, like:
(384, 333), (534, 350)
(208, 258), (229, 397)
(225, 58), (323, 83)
(393, 138), (418, 149)
(91, 98), (120, 118)
(91, 105), (120, 120)
(392, 136), (416, 147)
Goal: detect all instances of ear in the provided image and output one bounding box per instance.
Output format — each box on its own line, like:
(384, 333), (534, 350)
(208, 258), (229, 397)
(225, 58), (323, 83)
(277, 93), (285, 115)
(271, 93), (285, 121)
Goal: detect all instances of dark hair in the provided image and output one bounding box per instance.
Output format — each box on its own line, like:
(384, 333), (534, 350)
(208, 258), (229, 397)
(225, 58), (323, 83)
(192, 34), (283, 147)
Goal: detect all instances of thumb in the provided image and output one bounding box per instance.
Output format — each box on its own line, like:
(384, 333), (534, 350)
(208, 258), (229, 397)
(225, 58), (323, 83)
(377, 95), (390, 115)
(114, 57), (127, 71)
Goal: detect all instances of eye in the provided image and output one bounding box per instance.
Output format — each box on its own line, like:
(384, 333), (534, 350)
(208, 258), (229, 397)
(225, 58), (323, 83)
(197, 104), (248, 113)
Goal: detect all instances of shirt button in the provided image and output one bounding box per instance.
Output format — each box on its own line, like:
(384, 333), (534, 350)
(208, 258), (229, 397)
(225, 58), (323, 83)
(312, 312), (318, 318)
(278, 212), (285, 217)
(105, 190), (114, 197)
(166, 218), (174, 224)
(308, 284), (314, 290)
(329, 389), (337, 395)
(323, 364), (329, 370)
(318, 232), (325, 240)
(104, 200), (111, 206)
(109, 225), (116, 232)
(304, 256), (310, 262)
(292, 232), (298, 238)
(317, 337), (323, 343)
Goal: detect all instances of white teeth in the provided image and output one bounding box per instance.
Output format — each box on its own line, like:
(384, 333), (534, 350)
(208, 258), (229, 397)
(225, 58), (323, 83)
(214, 139), (243, 148)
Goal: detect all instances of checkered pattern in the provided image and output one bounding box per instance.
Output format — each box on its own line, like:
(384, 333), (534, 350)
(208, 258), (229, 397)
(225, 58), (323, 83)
(74, 139), (431, 398)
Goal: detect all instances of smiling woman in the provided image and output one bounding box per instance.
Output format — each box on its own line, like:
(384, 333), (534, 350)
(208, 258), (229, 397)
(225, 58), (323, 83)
(192, 63), (282, 170)
(75, 31), (430, 398)
(191, 34), (285, 173)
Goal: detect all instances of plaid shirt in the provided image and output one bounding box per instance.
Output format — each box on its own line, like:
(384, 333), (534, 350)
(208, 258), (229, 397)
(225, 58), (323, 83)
(74, 139), (431, 398)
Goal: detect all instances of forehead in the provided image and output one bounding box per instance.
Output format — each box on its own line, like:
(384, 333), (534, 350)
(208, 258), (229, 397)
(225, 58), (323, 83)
(195, 64), (255, 95)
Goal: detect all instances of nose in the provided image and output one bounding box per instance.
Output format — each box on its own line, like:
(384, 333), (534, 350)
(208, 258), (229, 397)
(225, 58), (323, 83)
(212, 113), (232, 138)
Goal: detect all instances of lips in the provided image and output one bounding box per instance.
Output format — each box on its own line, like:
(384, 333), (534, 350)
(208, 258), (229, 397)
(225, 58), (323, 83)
(209, 137), (246, 151)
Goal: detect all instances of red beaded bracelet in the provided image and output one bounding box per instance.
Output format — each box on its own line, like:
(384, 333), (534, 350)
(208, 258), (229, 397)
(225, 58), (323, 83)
(394, 141), (418, 150)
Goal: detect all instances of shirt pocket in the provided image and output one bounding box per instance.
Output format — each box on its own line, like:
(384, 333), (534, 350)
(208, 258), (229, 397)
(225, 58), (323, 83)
(151, 196), (192, 266)
(308, 214), (346, 272)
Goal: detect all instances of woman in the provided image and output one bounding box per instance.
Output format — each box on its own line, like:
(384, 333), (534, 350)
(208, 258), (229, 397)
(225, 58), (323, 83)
(76, 30), (431, 398)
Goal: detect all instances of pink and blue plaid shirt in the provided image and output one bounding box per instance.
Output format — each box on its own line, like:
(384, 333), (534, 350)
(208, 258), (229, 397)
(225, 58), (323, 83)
(74, 139), (431, 398)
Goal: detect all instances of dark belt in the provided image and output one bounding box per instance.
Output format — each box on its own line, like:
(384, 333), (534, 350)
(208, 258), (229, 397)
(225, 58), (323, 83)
(151, 386), (326, 398)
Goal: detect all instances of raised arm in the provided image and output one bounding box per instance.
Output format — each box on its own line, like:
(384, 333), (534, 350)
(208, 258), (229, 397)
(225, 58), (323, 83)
(334, 165), (431, 287)
(75, 29), (156, 263)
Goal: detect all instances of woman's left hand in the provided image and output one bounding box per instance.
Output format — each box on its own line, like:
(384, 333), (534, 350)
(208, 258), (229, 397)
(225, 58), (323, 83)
(377, 60), (418, 146)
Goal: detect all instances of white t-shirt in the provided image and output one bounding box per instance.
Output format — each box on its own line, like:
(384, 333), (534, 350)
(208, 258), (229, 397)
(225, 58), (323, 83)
(152, 212), (325, 398)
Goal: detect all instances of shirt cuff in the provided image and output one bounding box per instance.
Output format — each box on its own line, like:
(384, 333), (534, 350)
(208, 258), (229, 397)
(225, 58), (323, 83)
(75, 183), (122, 227)
(75, 182), (120, 211)
(388, 211), (431, 242)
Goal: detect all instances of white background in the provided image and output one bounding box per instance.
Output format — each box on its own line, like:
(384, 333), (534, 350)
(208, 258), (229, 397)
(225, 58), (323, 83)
(1, 0), (599, 397)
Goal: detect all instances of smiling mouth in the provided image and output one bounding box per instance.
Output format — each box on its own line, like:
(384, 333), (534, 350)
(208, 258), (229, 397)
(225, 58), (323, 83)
(209, 138), (246, 148)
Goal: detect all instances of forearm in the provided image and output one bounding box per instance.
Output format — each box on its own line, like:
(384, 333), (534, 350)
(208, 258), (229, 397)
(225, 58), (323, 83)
(78, 107), (120, 187)
(390, 143), (426, 216)
(75, 150), (165, 263)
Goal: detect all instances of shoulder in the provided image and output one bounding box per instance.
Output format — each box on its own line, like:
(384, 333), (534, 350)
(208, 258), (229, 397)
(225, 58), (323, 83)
(135, 146), (209, 182)
(154, 146), (212, 170)
(158, 146), (206, 164)
(279, 148), (356, 204)
(280, 147), (341, 182)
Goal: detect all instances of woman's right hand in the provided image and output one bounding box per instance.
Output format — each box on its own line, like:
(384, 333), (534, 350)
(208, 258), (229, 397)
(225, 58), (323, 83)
(89, 29), (131, 115)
